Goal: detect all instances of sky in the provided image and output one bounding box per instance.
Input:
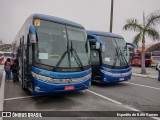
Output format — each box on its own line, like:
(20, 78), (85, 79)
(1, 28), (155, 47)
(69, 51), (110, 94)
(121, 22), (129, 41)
(0, 0), (160, 45)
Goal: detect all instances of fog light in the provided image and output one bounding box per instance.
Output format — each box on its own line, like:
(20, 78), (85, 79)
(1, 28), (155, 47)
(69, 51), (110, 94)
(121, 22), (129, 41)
(35, 86), (40, 91)
(104, 78), (107, 81)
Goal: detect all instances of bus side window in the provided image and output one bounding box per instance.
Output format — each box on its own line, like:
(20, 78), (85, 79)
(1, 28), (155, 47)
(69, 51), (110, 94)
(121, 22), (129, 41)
(29, 45), (32, 64)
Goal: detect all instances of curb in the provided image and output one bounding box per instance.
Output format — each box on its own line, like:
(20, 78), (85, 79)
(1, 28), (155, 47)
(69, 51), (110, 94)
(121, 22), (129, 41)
(132, 73), (157, 79)
(0, 71), (5, 120)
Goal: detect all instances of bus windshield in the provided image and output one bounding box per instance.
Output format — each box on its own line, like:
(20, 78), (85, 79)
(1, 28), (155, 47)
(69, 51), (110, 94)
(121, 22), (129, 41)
(98, 36), (130, 67)
(34, 20), (90, 68)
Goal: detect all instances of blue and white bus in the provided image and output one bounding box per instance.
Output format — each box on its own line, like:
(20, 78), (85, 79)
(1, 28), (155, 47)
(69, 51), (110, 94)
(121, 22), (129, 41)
(12, 14), (91, 94)
(87, 31), (137, 84)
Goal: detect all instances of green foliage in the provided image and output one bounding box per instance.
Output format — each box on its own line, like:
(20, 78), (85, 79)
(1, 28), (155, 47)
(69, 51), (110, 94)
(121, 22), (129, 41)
(123, 10), (160, 45)
(123, 10), (160, 74)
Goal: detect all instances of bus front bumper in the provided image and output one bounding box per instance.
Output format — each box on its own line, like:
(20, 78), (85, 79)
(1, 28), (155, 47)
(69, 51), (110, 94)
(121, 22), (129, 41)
(97, 67), (132, 84)
(100, 73), (131, 84)
(31, 78), (91, 95)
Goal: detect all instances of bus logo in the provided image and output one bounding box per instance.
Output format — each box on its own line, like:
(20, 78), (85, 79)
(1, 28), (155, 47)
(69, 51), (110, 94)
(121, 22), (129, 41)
(34, 19), (40, 26)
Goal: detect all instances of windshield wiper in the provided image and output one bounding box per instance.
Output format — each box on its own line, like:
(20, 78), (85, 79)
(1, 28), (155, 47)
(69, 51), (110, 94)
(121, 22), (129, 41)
(112, 46), (119, 68)
(54, 49), (70, 71)
(117, 46), (129, 66)
(70, 41), (84, 70)
(112, 39), (129, 68)
(112, 45), (128, 68)
(54, 41), (84, 71)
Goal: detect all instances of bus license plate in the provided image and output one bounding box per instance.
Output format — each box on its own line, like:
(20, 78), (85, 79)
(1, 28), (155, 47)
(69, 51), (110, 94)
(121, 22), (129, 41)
(64, 86), (75, 90)
(119, 78), (124, 81)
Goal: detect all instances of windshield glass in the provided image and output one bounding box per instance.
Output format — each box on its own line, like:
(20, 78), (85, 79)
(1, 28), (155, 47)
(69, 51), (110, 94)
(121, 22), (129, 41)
(35, 20), (68, 67)
(34, 19), (90, 68)
(67, 26), (90, 67)
(98, 36), (130, 67)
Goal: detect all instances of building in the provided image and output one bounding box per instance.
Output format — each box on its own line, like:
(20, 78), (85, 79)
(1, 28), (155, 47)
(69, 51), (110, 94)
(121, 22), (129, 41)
(135, 43), (160, 65)
(0, 44), (12, 51)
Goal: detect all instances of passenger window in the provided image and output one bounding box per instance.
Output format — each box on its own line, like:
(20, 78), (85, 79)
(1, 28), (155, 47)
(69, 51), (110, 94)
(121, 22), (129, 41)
(29, 45), (32, 64)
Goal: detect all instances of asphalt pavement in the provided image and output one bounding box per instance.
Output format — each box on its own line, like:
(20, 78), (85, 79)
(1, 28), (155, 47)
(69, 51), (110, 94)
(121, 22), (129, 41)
(0, 66), (160, 120)
(132, 67), (158, 77)
(90, 77), (160, 111)
(0, 70), (3, 88)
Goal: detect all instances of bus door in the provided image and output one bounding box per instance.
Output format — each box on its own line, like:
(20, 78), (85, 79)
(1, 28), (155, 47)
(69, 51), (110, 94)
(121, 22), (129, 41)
(18, 37), (24, 86)
(26, 35), (33, 88)
(90, 41), (101, 79)
(19, 36), (28, 90)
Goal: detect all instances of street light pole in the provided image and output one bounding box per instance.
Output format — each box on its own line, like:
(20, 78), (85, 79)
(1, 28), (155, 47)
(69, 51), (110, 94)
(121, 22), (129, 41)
(109, 0), (114, 33)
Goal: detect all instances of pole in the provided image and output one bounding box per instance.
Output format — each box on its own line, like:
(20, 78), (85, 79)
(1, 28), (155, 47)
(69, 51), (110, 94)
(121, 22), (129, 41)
(109, 0), (114, 33)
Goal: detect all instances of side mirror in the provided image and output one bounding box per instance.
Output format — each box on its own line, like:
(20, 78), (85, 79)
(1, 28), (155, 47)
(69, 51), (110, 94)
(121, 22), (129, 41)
(134, 48), (137, 54)
(87, 34), (100, 50)
(29, 25), (37, 43)
(29, 34), (36, 43)
(96, 42), (100, 49)
(85, 39), (89, 53)
(126, 42), (137, 54)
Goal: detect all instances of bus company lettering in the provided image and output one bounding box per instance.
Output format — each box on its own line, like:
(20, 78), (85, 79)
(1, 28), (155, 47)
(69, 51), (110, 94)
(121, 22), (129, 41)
(117, 113), (132, 117)
(12, 112), (42, 117)
(28, 113), (42, 117)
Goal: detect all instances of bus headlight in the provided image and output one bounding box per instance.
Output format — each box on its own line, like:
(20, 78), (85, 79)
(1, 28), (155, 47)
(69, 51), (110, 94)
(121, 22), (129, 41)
(100, 70), (113, 75)
(100, 69), (131, 77)
(31, 72), (52, 81)
(35, 86), (40, 91)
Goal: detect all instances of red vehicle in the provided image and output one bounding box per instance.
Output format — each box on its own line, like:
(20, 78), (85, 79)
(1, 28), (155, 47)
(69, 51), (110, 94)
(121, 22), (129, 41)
(0, 52), (4, 64)
(0, 55), (4, 64)
(151, 51), (160, 66)
(0, 51), (15, 64)
(130, 52), (151, 67)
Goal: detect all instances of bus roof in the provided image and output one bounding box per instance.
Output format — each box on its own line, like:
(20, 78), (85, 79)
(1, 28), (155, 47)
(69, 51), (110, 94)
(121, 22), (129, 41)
(87, 31), (123, 39)
(29, 14), (84, 28)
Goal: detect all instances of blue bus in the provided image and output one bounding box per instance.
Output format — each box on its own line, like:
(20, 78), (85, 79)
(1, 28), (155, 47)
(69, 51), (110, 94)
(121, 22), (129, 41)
(12, 14), (91, 94)
(87, 31), (137, 84)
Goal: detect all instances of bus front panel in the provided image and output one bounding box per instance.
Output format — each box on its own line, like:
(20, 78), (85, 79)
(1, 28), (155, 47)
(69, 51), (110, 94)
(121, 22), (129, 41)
(99, 66), (131, 84)
(31, 66), (91, 94)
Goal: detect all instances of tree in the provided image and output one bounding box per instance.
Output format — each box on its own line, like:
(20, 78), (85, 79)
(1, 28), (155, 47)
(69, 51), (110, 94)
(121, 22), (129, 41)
(123, 10), (160, 74)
